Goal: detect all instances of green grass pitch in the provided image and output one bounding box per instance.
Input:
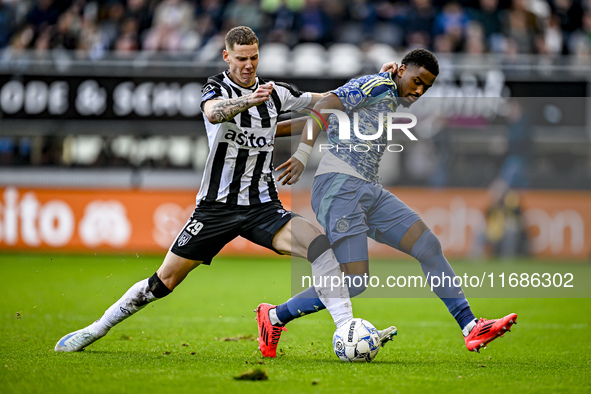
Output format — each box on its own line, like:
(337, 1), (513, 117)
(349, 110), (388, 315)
(1, 253), (589, 393)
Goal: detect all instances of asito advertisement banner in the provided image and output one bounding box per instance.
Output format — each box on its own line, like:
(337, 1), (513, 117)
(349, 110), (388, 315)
(0, 186), (588, 259)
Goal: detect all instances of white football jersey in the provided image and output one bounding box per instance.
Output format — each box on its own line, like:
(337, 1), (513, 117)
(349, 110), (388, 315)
(197, 70), (312, 205)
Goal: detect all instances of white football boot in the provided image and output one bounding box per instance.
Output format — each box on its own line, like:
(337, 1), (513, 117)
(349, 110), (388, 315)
(378, 326), (397, 347)
(55, 325), (104, 352)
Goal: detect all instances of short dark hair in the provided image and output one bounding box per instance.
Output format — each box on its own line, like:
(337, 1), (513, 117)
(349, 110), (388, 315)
(225, 26), (259, 51)
(401, 48), (439, 76)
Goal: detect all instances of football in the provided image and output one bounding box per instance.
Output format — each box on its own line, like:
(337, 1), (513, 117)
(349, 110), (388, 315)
(333, 318), (380, 362)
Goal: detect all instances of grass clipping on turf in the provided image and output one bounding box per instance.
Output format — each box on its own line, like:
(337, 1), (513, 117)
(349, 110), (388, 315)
(233, 367), (268, 381)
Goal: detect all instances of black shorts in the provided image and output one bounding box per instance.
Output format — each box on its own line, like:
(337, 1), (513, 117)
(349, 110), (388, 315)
(170, 201), (297, 265)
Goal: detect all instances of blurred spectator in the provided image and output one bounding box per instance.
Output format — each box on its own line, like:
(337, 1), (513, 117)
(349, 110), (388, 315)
(373, 0), (406, 21)
(321, 0), (347, 36)
(0, 0), (588, 56)
(472, 99), (533, 259)
(199, 0), (226, 32)
(538, 13), (565, 55)
(152, 0), (194, 31)
(498, 99), (533, 189)
(143, 0), (197, 52)
(51, 5), (81, 50)
(27, 0), (61, 34)
(77, 19), (106, 59)
(296, 0), (335, 44)
(98, 1), (126, 50)
(404, 0), (436, 49)
(125, 0), (152, 44)
(192, 13), (217, 47)
(113, 31), (139, 56)
(348, 0), (378, 41)
(223, 0), (267, 34)
(550, 0), (583, 34)
(0, 0), (17, 49)
(433, 2), (470, 52)
(469, 0), (504, 52)
(264, 0), (302, 45)
(9, 25), (36, 53)
(433, 31), (455, 53)
(33, 25), (54, 52)
(502, 0), (542, 54)
(473, 186), (530, 259)
(464, 21), (487, 54)
(569, 9), (591, 58)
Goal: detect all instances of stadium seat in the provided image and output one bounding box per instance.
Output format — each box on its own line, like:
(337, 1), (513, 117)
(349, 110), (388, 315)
(291, 43), (327, 76)
(72, 136), (103, 165)
(365, 43), (398, 72)
(145, 136), (167, 162)
(257, 43), (291, 77)
(328, 43), (363, 77)
(167, 137), (192, 167)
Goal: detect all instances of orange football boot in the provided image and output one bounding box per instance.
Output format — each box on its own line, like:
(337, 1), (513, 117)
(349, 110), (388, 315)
(256, 303), (287, 357)
(465, 313), (517, 352)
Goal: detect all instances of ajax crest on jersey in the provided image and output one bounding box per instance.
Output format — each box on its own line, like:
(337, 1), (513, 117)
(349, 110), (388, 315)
(336, 218), (349, 233)
(333, 318), (380, 362)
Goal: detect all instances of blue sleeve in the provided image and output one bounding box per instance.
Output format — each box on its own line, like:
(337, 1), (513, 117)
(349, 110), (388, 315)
(332, 73), (394, 112)
(331, 80), (367, 113)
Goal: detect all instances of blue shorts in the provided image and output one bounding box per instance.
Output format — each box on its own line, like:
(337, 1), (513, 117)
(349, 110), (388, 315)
(311, 173), (420, 263)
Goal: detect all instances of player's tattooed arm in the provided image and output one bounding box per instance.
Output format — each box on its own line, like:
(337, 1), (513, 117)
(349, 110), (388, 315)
(203, 83), (274, 124)
(206, 96), (252, 123)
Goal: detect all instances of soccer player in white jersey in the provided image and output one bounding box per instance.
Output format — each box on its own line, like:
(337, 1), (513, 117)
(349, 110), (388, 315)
(269, 49), (518, 353)
(55, 26), (375, 358)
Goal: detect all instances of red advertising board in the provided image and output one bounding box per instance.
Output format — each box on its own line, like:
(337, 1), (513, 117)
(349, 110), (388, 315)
(0, 187), (589, 259)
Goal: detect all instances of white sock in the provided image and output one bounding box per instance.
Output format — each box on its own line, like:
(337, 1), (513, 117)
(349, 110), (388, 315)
(269, 308), (283, 326)
(462, 319), (478, 337)
(90, 278), (156, 337)
(311, 249), (353, 328)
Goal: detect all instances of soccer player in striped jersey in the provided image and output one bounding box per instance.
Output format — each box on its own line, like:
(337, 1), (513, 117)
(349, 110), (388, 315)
(271, 49), (517, 353)
(55, 26), (362, 357)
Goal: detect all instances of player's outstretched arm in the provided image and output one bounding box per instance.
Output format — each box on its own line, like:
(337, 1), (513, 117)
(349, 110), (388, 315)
(275, 60), (395, 139)
(203, 83), (274, 124)
(276, 116), (308, 138)
(277, 93), (344, 185)
(276, 92), (330, 137)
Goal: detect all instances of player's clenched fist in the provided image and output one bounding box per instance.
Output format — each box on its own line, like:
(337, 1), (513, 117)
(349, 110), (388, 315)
(250, 82), (274, 105)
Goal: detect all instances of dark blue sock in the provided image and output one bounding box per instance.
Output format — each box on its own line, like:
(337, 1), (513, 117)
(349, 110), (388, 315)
(275, 286), (322, 324)
(275, 274), (367, 325)
(455, 306), (477, 330)
(409, 229), (476, 330)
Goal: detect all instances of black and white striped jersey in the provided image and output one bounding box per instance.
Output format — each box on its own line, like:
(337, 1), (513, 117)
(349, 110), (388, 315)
(197, 70), (312, 206)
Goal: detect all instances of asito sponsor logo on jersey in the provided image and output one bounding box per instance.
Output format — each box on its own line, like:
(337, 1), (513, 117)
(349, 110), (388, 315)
(223, 129), (274, 148)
